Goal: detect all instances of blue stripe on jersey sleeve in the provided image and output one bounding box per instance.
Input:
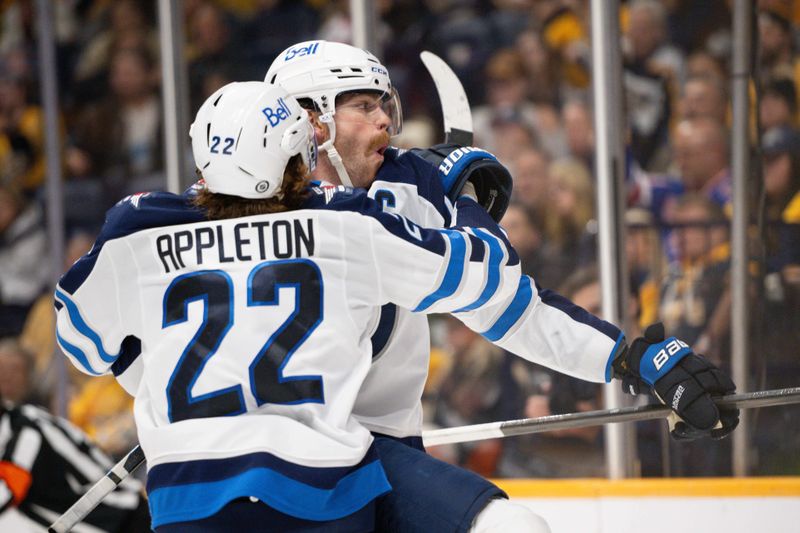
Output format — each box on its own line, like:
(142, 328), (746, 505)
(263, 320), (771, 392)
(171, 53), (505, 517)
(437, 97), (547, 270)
(55, 288), (120, 364)
(481, 276), (533, 341)
(454, 228), (503, 313)
(412, 231), (466, 312)
(55, 329), (104, 376)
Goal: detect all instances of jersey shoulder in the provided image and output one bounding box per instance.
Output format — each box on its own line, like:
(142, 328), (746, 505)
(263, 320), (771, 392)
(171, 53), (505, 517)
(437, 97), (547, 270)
(102, 191), (206, 240)
(303, 183), (447, 253)
(304, 183), (381, 216)
(58, 192), (205, 294)
(376, 147), (438, 186)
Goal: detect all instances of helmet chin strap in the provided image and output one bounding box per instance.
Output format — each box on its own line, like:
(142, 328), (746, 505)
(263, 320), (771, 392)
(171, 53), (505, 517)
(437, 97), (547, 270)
(319, 112), (353, 188)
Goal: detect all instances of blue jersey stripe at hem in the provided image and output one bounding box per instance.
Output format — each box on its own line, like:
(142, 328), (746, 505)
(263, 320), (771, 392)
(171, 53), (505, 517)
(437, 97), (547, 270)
(148, 458), (391, 528)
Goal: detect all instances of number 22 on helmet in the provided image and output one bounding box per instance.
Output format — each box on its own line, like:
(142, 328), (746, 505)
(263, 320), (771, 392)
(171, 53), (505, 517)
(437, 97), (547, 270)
(190, 81), (318, 200)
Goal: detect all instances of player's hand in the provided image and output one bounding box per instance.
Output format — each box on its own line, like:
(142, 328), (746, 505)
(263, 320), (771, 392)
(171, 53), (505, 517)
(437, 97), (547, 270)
(410, 143), (513, 222)
(612, 323), (739, 440)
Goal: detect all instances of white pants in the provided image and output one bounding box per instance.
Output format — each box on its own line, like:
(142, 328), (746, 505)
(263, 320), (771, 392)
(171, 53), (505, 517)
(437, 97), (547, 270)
(469, 498), (551, 533)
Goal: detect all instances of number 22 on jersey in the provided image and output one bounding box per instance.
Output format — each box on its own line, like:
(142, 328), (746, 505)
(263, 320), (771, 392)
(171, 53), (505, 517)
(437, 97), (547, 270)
(162, 259), (324, 422)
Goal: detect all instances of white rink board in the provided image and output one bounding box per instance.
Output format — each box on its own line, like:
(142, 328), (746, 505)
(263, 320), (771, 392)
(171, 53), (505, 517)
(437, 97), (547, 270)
(516, 497), (800, 533)
(5, 478), (797, 532)
(496, 478), (800, 533)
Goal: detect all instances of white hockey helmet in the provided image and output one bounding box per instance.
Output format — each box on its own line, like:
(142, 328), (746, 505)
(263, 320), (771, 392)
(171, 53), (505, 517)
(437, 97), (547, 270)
(190, 81), (317, 199)
(264, 40), (402, 137)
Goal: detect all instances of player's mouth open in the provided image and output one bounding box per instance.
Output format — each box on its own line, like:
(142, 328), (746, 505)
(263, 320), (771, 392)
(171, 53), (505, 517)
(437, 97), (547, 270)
(377, 145), (388, 156)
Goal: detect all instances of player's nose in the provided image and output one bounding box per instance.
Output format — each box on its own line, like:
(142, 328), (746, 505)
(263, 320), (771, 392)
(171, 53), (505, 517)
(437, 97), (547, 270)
(374, 106), (391, 130)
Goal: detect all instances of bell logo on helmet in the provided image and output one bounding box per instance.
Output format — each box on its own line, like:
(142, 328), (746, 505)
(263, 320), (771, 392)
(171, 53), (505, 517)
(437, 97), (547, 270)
(284, 42), (320, 61)
(262, 98), (292, 127)
(255, 181), (270, 194)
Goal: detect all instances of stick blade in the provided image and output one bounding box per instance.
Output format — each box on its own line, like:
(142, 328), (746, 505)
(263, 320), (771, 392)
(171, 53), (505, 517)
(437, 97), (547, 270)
(420, 51), (473, 144)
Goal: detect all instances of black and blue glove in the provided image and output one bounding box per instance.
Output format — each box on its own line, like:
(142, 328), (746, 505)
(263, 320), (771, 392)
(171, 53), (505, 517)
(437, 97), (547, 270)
(611, 323), (739, 440)
(411, 143), (513, 222)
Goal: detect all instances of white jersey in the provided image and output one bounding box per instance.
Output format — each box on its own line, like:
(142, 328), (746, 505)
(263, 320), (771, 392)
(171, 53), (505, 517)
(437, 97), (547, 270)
(55, 187), (521, 527)
(356, 148), (623, 439)
(355, 148), (454, 437)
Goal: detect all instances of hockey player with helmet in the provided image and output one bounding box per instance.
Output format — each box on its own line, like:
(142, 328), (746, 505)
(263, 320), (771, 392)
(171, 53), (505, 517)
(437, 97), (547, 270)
(55, 81), (544, 531)
(266, 40), (739, 532)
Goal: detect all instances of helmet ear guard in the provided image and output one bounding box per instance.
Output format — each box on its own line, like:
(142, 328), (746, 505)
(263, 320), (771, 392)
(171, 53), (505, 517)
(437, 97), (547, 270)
(281, 113), (318, 173)
(190, 81), (316, 199)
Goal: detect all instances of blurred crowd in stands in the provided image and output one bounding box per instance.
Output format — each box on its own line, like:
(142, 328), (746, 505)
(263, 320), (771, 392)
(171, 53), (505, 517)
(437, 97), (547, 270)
(1, 0), (799, 488)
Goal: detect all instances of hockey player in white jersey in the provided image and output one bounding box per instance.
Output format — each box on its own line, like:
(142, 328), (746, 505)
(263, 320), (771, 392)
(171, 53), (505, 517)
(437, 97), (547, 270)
(266, 40), (740, 532)
(54, 81), (551, 531)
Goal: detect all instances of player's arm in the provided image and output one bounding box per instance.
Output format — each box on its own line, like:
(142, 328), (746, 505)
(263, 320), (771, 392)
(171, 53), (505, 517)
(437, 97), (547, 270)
(54, 213), (143, 391)
(54, 245), (138, 381)
(53, 193), (197, 394)
(448, 194), (738, 440)
(453, 265), (738, 439)
(345, 192), (522, 316)
(461, 275), (739, 441)
(323, 188), (739, 440)
(414, 144), (638, 374)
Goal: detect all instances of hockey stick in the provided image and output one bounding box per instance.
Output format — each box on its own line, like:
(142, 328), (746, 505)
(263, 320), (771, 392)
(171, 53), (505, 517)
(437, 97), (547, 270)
(420, 51), (473, 145)
(48, 445), (145, 533)
(421, 386), (800, 447)
(49, 387), (800, 531)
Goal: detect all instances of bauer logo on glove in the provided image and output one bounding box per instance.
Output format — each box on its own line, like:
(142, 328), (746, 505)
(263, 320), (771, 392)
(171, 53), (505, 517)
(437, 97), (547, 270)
(411, 143), (513, 222)
(610, 322), (740, 441)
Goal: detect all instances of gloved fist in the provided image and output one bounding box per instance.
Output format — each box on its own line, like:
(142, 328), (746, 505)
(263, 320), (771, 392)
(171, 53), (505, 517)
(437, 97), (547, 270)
(411, 143), (513, 221)
(612, 323), (739, 440)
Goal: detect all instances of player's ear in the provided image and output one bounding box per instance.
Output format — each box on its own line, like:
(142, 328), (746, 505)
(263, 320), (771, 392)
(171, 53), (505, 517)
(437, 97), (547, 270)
(308, 111), (330, 144)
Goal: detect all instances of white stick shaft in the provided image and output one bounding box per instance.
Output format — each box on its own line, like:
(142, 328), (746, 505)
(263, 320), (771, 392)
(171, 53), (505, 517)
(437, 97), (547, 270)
(421, 387), (800, 447)
(48, 446), (145, 533)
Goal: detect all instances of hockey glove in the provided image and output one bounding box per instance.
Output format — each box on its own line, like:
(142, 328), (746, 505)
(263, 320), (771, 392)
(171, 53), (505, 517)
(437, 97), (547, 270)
(411, 144), (513, 222)
(611, 323), (739, 441)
